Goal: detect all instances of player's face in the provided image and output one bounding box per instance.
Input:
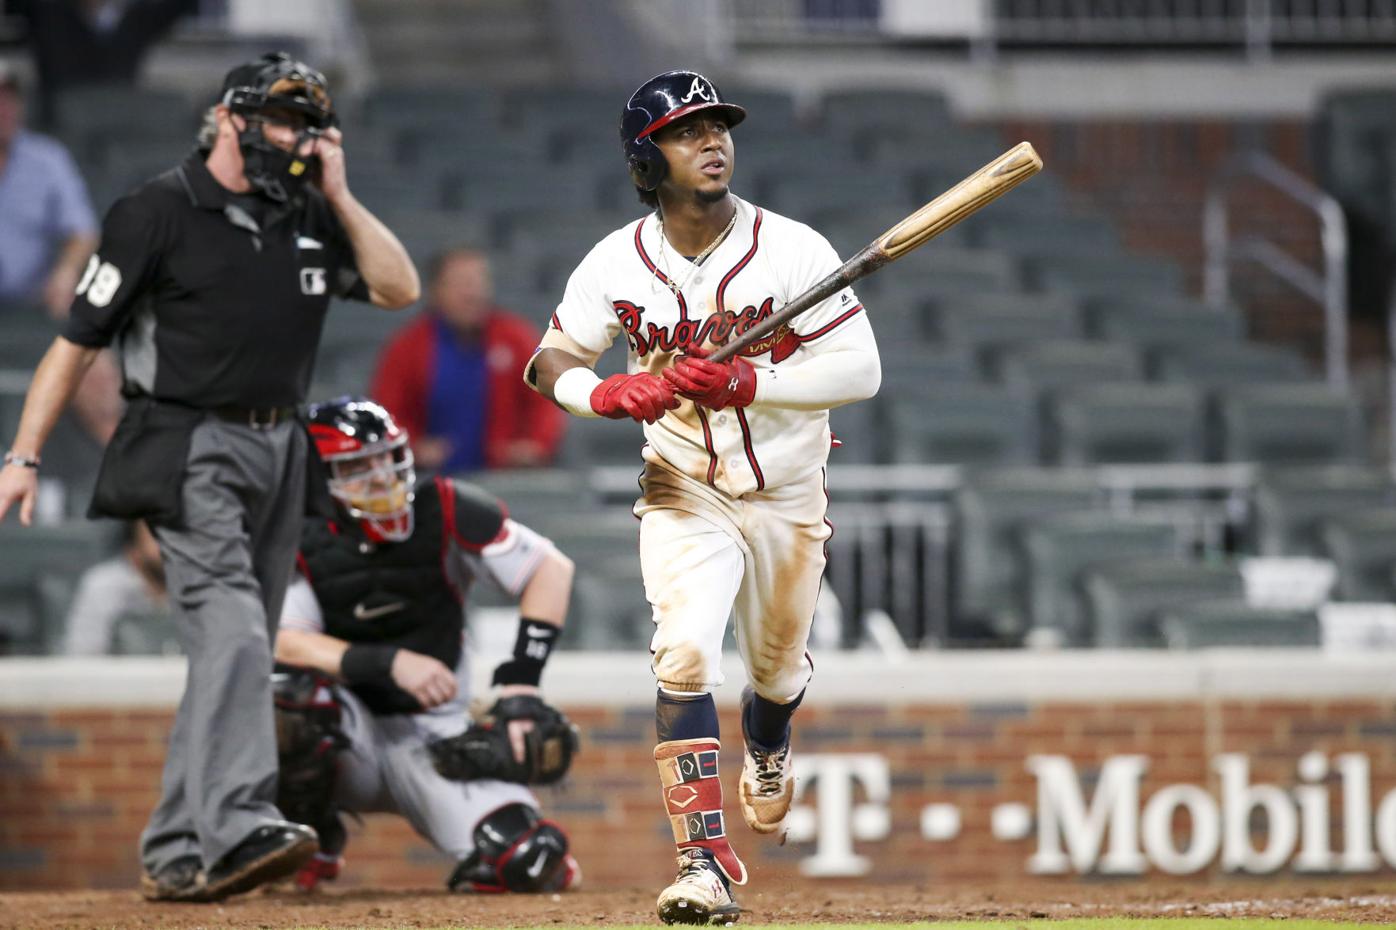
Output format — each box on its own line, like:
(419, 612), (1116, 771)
(336, 450), (398, 500)
(653, 112), (735, 202)
(240, 106), (309, 152)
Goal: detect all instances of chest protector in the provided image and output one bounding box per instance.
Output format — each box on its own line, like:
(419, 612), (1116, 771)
(299, 478), (463, 714)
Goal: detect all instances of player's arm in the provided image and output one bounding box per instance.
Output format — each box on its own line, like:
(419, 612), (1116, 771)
(275, 577), (457, 708)
(527, 332), (678, 425)
(309, 128), (420, 310)
(748, 318), (881, 411)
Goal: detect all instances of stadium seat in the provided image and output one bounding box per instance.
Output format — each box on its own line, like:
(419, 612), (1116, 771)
(879, 343), (978, 388)
(926, 293), (1083, 350)
(761, 172), (915, 220)
(887, 385), (1038, 467)
(828, 400), (884, 464)
(969, 214), (1121, 256)
(820, 89), (952, 134)
(1158, 599), (1321, 649)
(1081, 557), (1246, 648)
(952, 468), (1100, 640)
(525, 510), (647, 648)
(992, 340), (1143, 390)
(1026, 253), (1187, 299)
(1249, 466), (1395, 556)
(1318, 509), (1396, 602)
(361, 86), (498, 136)
(1149, 342), (1313, 386)
(1022, 512), (1183, 646)
(1044, 382), (1205, 465)
(465, 469), (595, 538)
(556, 411), (650, 468)
(1086, 298), (1247, 349)
(1215, 383), (1366, 465)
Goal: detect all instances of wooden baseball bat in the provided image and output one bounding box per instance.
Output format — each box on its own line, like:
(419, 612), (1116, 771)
(709, 141), (1043, 363)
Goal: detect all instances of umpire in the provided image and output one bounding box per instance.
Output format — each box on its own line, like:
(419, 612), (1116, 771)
(0, 52), (419, 901)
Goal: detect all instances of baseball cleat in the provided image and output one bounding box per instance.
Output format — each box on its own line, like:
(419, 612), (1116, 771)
(656, 849), (741, 925)
(139, 854), (208, 902)
(738, 687), (794, 834)
(202, 822), (318, 901)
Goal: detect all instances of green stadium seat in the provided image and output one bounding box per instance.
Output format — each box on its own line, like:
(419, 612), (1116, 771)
(1150, 342), (1313, 387)
(1081, 557), (1246, 648)
(888, 385), (1038, 467)
(1027, 253), (1186, 299)
(992, 340), (1143, 390)
(1215, 383), (1366, 466)
(952, 468), (1100, 640)
(927, 293), (1083, 349)
(1045, 382), (1205, 465)
(1023, 512), (1183, 646)
(1250, 466), (1394, 556)
(1086, 298), (1247, 349)
(1319, 509), (1396, 602)
(1159, 599), (1321, 649)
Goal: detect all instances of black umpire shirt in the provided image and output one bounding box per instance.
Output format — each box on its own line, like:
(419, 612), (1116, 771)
(63, 150), (370, 408)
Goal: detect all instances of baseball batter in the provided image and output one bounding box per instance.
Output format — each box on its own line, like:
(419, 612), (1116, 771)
(524, 70), (880, 924)
(272, 397), (580, 894)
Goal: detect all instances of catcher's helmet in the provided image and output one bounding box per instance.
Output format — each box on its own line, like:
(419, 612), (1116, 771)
(306, 396), (416, 542)
(219, 51), (335, 201)
(620, 70), (745, 193)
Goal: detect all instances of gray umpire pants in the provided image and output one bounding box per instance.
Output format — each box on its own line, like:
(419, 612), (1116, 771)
(139, 416), (306, 872)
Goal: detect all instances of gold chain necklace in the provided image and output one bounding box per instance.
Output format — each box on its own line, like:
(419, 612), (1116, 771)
(653, 207), (739, 298)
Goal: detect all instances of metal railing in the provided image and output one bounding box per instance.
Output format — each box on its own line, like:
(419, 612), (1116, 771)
(1202, 150), (1349, 388)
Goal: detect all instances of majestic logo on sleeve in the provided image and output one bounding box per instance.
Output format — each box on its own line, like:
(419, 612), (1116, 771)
(613, 298), (799, 363)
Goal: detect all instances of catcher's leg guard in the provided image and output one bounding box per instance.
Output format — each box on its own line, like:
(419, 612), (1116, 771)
(272, 670), (347, 857)
(654, 739), (747, 886)
(447, 802), (578, 893)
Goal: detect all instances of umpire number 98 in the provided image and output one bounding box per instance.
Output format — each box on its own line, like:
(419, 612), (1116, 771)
(76, 254), (123, 308)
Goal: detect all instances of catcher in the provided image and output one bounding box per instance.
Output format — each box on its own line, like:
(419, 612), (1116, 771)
(271, 396), (580, 893)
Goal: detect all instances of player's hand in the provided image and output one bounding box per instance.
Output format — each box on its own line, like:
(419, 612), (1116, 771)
(589, 372), (680, 424)
(305, 126), (349, 204)
(0, 463), (38, 527)
(497, 683), (542, 764)
(390, 649), (458, 709)
(663, 344), (757, 411)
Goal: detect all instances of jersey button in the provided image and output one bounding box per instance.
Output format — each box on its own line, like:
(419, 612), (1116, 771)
(717, 414), (728, 425)
(729, 457), (742, 469)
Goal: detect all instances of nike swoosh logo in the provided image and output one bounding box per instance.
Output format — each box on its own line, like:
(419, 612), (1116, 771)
(353, 601), (406, 621)
(525, 851), (548, 879)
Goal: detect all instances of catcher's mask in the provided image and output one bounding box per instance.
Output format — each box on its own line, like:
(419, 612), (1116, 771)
(219, 51), (335, 202)
(620, 69), (745, 193)
(307, 396), (415, 542)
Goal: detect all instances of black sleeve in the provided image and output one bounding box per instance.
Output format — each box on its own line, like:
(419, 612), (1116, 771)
(444, 478), (507, 548)
(62, 193), (165, 348)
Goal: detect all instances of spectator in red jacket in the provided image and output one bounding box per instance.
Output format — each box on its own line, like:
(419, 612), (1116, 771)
(370, 247), (564, 472)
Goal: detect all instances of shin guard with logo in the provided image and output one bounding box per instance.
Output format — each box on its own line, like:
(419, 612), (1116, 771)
(654, 738), (747, 885)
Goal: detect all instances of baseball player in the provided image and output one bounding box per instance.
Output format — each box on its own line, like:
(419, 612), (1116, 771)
(524, 71), (880, 924)
(272, 396), (580, 894)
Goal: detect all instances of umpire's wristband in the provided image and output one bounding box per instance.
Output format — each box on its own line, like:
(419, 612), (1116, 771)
(340, 643), (399, 685)
(492, 618), (560, 687)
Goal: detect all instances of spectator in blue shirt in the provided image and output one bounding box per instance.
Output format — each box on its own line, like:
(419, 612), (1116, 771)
(0, 61), (98, 318)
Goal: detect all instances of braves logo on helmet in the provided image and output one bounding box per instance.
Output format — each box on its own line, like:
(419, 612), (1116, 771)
(620, 70), (746, 193)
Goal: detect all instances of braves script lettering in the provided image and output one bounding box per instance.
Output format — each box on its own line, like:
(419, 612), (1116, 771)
(613, 297), (799, 362)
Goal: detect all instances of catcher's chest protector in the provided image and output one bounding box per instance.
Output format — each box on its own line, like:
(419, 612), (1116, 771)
(300, 480), (463, 713)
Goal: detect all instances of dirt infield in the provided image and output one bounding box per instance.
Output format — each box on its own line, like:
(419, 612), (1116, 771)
(5, 879), (1396, 929)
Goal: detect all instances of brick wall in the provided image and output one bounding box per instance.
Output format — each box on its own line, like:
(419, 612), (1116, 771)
(6, 697), (1396, 890)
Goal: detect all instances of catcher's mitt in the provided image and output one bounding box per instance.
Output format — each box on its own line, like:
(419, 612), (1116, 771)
(428, 694), (579, 785)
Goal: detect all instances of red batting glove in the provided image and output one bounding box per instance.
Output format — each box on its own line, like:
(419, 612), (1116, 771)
(590, 372), (680, 424)
(662, 345), (757, 411)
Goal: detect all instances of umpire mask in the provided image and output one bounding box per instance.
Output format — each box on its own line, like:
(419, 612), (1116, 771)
(220, 52), (335, 202)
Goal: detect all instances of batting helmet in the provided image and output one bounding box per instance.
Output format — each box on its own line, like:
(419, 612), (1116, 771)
(620, 70), (746, 193)
(306, 396), (416, 542)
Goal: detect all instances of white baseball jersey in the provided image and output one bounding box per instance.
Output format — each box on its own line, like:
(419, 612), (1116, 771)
(546, 195), (877, 497)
